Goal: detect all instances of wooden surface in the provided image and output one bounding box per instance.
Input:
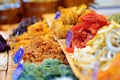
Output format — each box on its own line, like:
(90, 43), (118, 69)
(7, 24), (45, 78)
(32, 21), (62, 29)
(0, 71), (6, 80)
(57, 39), (73, 55)
(0, 23), (89, 80)
(42, 13), (55, 26)
(6, 68), (15, 80)
(8, 51), (17, 69)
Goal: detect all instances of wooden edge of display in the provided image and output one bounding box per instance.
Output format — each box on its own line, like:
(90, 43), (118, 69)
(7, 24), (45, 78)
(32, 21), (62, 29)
(53, 35), (59, 41)
(8, 51), (17, 68)
(57, 39), (73, 56)
(58, 39), (88, 80)
(0, 70), (6, 80)
(53, 34), (66, 42)
(0, 52), (8, 70)
(42, 13), (55, 27)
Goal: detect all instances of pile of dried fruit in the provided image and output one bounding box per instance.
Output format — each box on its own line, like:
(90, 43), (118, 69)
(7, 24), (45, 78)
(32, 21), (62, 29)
(22, 35), (67, 64)
(10, 21), (67, 64)
(51, 5), (87, 39)
(65, 11), (109, 53)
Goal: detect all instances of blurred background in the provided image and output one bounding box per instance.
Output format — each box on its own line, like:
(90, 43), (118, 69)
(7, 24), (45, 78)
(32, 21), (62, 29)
(0, 0), (120, 24)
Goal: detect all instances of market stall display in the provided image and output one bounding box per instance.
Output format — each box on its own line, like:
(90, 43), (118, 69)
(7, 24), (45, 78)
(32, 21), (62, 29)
(0, 3), (120, 80)
(58, 21), (120, 80)
(71, 21), (120, 79)
(53, 4), (120, 79)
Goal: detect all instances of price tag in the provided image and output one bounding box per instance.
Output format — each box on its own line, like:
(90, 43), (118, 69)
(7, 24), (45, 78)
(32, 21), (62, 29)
(12, 61), (24, 80)
(13, 47), (24, 64)
(54, 11), (61, 19)
(66, 30), (73, 47)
